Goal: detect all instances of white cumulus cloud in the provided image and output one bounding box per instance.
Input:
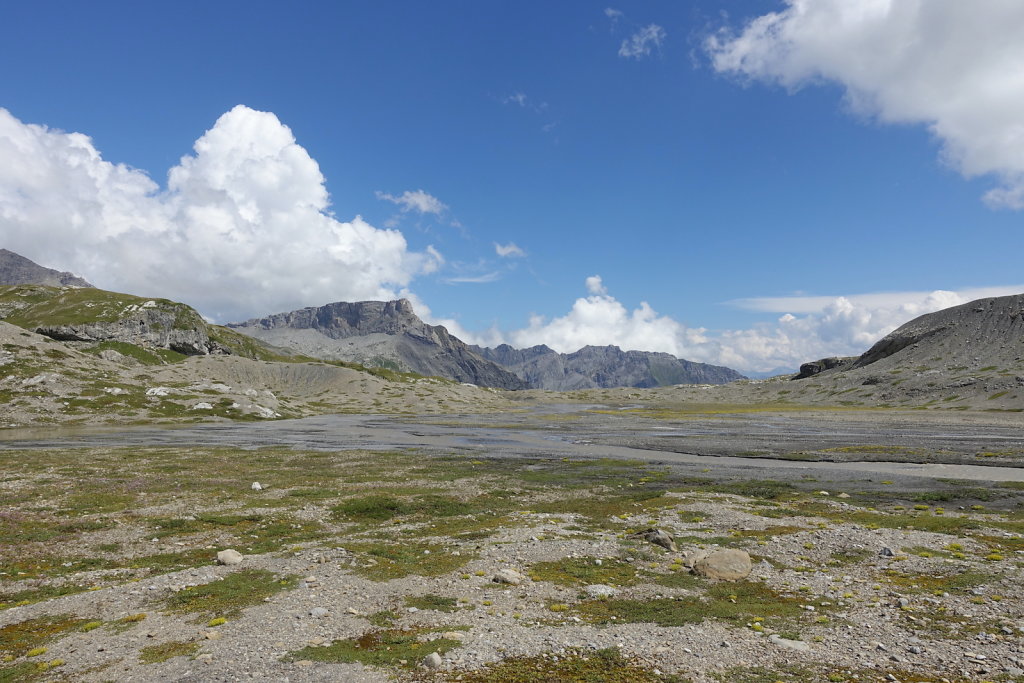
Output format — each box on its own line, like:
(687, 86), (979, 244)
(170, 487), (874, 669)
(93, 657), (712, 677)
(0, 105), (441, 321)
(494, 242), (525, 258)
(489, 277), (1024, 373)
(375, 189), (448, 215)
(706, 0), (1024, 208)
(619, 24), (666, 59)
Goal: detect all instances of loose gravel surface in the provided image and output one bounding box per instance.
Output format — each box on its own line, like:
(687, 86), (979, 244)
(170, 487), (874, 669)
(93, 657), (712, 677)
(3, 430), (1024, 682)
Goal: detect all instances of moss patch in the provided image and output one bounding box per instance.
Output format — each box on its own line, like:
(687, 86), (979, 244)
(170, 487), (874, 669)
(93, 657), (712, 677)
(451, 647), (687, 682)
(163, 569), (296, 618)
(139, 640), (201, 664)
(285, 629), (462, 668)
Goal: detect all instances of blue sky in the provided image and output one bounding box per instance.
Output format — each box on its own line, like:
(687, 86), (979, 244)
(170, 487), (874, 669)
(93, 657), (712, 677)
(2, 1), (1022, 372)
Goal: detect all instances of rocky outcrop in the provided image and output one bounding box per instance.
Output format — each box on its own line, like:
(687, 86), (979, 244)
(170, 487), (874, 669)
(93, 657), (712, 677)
(0, 249), (93, 288)
(35, 307), (220, 355)
(471, 343), (745, 390)
(0, 284), (227, 356)
(793, 356), (855, 380)
(229, 300), (527, 390)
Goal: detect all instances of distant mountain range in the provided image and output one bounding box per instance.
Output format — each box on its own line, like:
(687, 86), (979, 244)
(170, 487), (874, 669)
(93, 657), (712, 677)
(470, 343), (745, 390)
(228, 302), (747, 390)
(3, 248), (1023, 411)
(1, 248), (746, 390)
(227, 299), (529, 390)
(0, 249), (93, 288)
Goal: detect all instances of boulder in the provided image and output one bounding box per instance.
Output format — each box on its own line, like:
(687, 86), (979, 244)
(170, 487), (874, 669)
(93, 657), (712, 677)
(693, 549), (752, 581)
(492, 568), (525, 585)
(216, 549), (244, 566)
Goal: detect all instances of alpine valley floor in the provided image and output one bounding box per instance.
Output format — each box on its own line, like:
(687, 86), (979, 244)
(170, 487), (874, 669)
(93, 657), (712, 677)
(2, 404), (1024, 682)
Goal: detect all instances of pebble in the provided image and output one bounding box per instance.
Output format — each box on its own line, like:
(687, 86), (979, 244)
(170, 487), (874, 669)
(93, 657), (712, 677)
(423, 652), (443, 669)
(309, 607), (329, 618)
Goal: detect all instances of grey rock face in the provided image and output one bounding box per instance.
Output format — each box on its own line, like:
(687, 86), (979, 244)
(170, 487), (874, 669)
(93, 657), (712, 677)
(0, 249), (93, 288)
(793, 356), (855, 380)
(229, 300), (527, 390)
(36, 306), (221, 356)
(472, 343), (745, 390)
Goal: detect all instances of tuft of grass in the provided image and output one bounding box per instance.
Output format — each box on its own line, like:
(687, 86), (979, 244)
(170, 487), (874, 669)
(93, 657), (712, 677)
(343, 541), (473, 581)
(284, 629), (462, 668)
(140, 640), (201, 664)
(367, 610), (399, 627)
(404, 594), (460, 612)
(529, 556), (643, 587)
(576, 581), (822, 632)
(454, 647), (686, 682)
(164, 570), (296, 618)
(0, 615), (90, 658)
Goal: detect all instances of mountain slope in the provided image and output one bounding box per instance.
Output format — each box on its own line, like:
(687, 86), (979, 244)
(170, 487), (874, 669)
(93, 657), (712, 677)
(0, 249), (93, 287)
(228, 299), (527, 390)
(789, 293), (1024, 409)
(0, 284), (290, 361)
(472, 343), (746, 390)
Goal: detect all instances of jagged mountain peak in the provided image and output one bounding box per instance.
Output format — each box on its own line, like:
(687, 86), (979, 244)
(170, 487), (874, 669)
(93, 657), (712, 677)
(0, 249), (93, 288)
(229, 299), (527, 390)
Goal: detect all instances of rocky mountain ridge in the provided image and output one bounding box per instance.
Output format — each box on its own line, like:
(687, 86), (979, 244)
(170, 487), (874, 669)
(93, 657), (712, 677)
(228, 300), (528, 390)
(0, 248), (93, 288)
(472, 343), (746, 390)
(788, 293), (1024, 409)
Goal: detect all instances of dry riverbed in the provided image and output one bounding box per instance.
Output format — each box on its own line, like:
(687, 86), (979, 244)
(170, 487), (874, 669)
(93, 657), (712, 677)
(3, 444), (1024, 682)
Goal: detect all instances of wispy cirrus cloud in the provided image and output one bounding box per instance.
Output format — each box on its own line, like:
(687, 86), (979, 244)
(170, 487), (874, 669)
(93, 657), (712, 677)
(494, 242), (525, 258)
(618, 24), (667, 59)
(443, 271), (502, 285)
(375, 189), (448, 215)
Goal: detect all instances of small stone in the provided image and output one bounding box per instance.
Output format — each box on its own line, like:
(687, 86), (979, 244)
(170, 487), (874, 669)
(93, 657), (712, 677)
(493, 568), (525, 585)
(205, 631), (222, 640)
(251, 482), (263, 491)
(837, 492), (851, 499)
(909, 646), (923, 655)
(442, 632), (465, 641)
(310, 607), (329, 618)
(216, 549), (243, 566)
(636, 528), (677, 552)
(423, 652), (443, 669)
(196, 654), (213, 662)
(898, 598), (910, 608)
(295, 660), (314, 668)
(880, 547), (895, 557)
